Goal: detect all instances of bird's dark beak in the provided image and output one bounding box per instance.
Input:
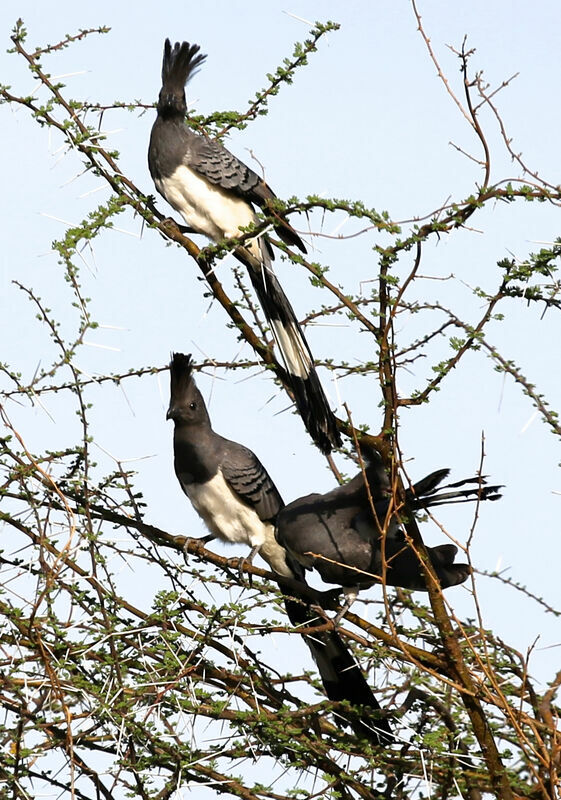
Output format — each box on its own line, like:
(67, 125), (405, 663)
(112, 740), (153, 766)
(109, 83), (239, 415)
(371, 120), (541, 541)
(166, 405), (174, 421)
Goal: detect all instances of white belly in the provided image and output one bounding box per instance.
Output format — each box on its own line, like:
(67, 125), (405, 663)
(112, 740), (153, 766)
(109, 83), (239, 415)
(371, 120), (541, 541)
(184, 471), (266, 546)
(156, 165), (261, 259)
(182, 470), (292, 577)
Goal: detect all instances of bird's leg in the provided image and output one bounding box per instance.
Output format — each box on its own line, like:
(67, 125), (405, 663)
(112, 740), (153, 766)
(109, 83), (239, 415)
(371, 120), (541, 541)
(183, 533), (216, 565)
(161, 217), (197, 236)
(237, 545), (260, 586)
(333, 587), (359, 626)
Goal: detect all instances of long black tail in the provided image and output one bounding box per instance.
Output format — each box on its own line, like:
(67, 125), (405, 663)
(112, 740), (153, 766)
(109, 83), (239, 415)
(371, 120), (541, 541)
(408, 470), (503, 509)
(279, 565), (392, 745)
(361, 449), (503, 515)
(246, 254), (341, 455)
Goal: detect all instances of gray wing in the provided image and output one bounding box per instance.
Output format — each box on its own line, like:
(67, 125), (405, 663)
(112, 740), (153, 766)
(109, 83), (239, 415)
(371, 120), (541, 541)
(187, 133), (270, 198)
(221, 439), (283, 523)
(276, 496), (376, 588)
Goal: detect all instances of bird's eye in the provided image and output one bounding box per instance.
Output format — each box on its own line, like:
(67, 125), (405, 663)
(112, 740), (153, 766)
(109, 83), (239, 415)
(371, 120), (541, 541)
(189, 402), (197, 410)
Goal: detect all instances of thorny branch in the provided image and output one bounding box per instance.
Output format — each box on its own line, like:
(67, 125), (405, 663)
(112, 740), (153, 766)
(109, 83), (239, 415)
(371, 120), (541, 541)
(0, 13), (560, 800)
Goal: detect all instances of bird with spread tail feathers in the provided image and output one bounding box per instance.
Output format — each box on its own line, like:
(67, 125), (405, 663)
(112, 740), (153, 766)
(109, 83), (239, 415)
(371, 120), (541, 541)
(166, 353), (392, 744)
(150, 39), (341, 454)
(276, 445), (502, 612)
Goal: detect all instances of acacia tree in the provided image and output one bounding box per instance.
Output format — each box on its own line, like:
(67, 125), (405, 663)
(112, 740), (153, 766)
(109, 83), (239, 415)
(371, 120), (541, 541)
(0, 13), (559, 800)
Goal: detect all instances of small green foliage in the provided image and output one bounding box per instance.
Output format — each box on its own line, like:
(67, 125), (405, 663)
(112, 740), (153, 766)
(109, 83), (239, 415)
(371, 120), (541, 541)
(0, 15), (560, 800)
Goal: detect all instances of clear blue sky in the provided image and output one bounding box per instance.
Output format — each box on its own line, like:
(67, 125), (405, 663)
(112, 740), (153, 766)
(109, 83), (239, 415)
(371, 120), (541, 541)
(1, 0), (559, 715)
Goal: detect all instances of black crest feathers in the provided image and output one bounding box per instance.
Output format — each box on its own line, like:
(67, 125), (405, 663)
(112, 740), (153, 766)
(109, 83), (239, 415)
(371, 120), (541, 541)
(161, 39), (207, 90)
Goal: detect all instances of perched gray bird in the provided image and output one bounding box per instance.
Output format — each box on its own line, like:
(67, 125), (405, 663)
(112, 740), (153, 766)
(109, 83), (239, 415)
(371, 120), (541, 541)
(167, 353), (392, 744)
(150, 39), (341, 454)
(276, 446), (502, 610)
